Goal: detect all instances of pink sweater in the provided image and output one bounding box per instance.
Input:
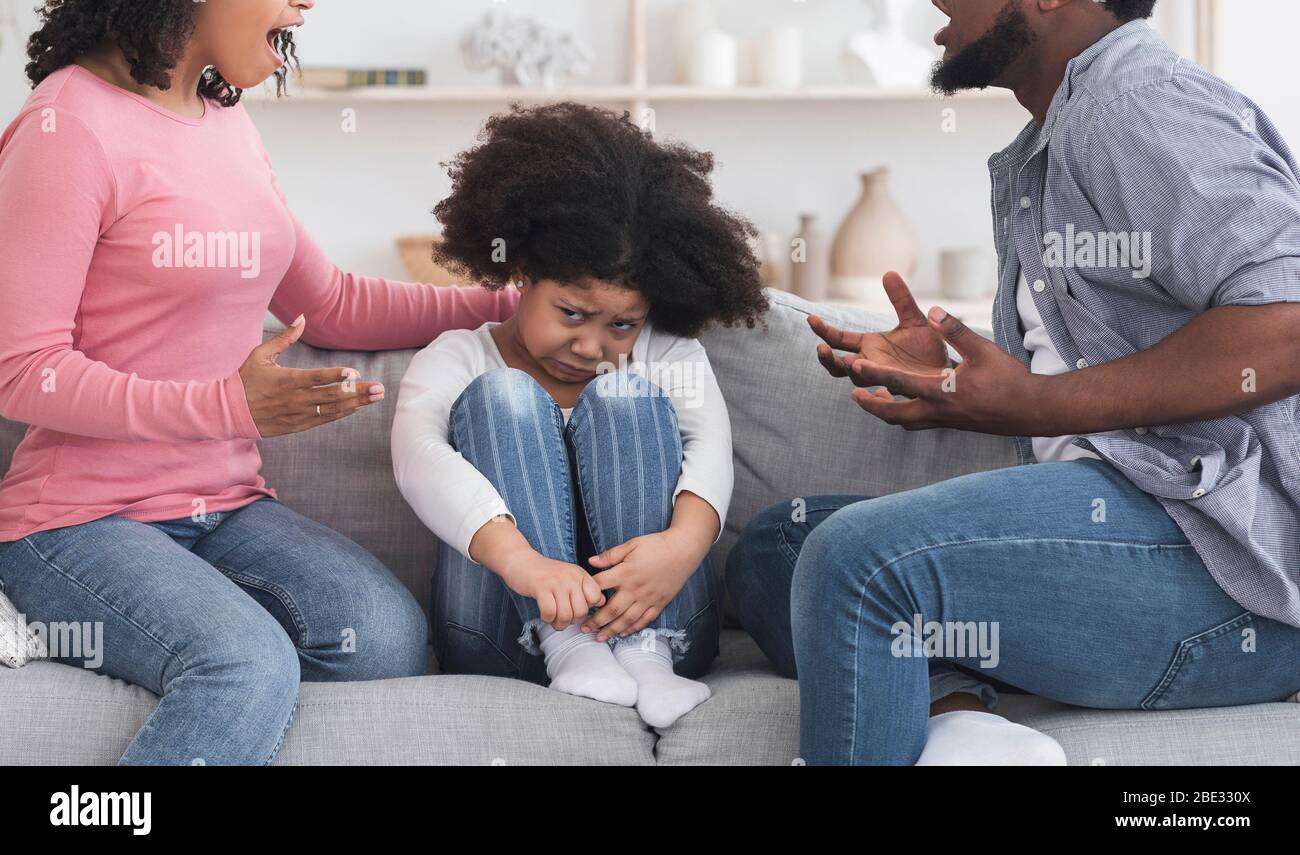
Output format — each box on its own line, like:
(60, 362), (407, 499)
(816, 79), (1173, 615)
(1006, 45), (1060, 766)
(0, 65), (517, 541)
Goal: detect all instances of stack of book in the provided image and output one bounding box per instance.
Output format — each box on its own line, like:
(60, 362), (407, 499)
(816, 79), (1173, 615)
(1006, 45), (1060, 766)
(296, 68), (429, 89)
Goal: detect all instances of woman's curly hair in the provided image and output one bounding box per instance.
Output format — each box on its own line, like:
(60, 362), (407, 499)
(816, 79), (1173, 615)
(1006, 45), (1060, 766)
(434, 102), (768, 339)
(25, 0), (298, 106)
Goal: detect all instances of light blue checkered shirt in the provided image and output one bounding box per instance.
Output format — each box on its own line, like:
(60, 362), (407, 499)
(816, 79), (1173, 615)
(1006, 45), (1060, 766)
(988, 20), (1300, 627)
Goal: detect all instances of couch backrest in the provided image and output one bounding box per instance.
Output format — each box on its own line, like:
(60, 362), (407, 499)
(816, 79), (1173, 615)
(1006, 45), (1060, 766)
(0, 290), (1017, 619)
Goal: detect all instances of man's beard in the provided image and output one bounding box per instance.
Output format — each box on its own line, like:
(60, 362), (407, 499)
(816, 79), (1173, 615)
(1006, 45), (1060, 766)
(930, 1), (1037, 95)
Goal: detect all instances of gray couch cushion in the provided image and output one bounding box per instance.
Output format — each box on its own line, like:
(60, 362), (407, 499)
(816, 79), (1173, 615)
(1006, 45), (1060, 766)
(0, 657), (656, 765)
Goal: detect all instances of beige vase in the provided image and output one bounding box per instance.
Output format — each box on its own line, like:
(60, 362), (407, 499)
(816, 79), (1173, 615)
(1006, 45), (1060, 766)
(829, 168), (917, 301)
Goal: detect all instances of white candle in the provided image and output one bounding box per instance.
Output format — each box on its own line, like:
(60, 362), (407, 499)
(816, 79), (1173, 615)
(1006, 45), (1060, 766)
(690, 30), (738, 88)
(673, 0), (716, 84)
(756, 27), (803, 89)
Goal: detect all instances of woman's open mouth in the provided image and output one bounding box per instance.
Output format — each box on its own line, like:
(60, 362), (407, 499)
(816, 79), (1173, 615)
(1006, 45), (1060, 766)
(265, 21), (302, 64)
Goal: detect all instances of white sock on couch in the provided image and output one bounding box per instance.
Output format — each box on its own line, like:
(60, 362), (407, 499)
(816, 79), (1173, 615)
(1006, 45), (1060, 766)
(537, 624), (637, 707)
(915, 710), (1067, 766)
(613, 634), (710, 729)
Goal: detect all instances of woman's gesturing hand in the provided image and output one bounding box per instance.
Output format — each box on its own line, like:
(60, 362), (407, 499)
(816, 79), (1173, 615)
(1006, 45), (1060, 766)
(809, 271), (955, 382)
(239, 314), (386, 438)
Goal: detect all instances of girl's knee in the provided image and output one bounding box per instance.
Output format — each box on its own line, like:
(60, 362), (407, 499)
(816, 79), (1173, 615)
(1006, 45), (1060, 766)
(574, 371), (674, 421)
(456, 368), (554, 419)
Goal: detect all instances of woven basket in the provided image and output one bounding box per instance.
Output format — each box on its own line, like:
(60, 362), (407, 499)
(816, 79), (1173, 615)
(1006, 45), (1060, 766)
(395, 234), (473, 287)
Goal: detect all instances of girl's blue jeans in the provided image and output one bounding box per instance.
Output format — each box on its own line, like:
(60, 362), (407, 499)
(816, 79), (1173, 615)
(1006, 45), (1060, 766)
(431, 368), (722, 686)
(727, 458), (1300, 765)
(0, 496), (429, 765)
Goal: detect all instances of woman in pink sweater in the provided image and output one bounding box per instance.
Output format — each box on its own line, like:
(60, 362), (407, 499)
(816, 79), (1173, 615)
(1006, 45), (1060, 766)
(0, 0), (517, 764)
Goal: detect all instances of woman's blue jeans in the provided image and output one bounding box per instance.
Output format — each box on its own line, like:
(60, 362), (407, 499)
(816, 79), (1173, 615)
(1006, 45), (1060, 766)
(431, 368), (722, 686)
(0, 496), (429, 765)
(727, 458), (1300, 765)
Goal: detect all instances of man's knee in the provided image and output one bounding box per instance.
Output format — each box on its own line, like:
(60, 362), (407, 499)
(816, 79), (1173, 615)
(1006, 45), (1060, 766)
(790, 500), (890, 609)
(726, 500), (797, 607)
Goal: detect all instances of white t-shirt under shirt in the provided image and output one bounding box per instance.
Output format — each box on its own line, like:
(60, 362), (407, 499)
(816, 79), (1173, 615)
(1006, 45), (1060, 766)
(1015, 272), (1105, 463)
(391, 321), (734, 559)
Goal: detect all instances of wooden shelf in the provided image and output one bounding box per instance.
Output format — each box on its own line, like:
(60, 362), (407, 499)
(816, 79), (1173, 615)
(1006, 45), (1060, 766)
(643, 85), (1011, 102)
(243, 83), (1012, 105)
(243, 0), (1014, 109)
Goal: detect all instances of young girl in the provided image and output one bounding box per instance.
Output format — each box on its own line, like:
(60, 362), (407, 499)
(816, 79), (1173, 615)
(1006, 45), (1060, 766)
(392, 102), (767, 728)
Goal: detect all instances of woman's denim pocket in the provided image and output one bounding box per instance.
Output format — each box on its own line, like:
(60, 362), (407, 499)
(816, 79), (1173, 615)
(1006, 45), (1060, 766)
(1141, 611), (1256, 710)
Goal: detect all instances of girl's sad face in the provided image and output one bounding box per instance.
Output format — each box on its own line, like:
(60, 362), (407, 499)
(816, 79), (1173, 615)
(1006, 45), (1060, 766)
(504, 277), (650, 385)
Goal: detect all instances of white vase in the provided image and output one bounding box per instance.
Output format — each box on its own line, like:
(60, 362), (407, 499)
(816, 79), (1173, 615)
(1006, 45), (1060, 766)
(829, 168), (917, 301)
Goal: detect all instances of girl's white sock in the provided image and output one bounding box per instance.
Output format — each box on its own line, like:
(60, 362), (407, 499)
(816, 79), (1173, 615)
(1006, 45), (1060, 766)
(915, 710), (1067, 766)
(613, 633), (711, 729)
(537, 624), (637, 707)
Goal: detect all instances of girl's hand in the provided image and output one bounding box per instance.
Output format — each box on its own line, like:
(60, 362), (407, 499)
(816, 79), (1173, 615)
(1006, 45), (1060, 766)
(470, 517), (606, 630)
(507, 553), (607, 631)
(240, 315), (386, 438)
(582, 530), (703, 642)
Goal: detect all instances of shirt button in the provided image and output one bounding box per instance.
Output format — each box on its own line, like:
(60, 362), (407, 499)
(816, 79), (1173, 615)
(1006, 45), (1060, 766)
(1033, 279), (1047, 292)
(1135, 427), (1148, 435)
(1020, 196), (1032, 209)
(1076, 358), (1088, 369)
(1190, 455), (1202, 470)
(1192, 488), (1206, 499)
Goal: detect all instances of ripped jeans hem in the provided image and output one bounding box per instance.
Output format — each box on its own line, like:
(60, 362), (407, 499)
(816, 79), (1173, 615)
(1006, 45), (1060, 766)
(611, 627), (690, 662)
(517, 622), (691, 664)
(516, 618), (547, 657)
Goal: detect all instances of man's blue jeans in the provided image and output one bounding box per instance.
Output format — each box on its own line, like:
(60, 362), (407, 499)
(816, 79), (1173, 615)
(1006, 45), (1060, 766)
(727, 458), (1300, 765)
(431, 368), (722, 685)
(0, 497), (429, 765)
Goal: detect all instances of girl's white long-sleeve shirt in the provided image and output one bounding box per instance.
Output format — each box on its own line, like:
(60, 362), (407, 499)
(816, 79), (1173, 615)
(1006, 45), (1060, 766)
(391, 321), (734, 560)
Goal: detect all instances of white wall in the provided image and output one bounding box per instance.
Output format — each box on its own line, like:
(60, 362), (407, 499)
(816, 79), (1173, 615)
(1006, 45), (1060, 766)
(0, 0), (1292, 289)
(1213, 0), (1300, 152)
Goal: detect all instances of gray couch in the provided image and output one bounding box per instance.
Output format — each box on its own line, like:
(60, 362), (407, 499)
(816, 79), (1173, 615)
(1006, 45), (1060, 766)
(2, 289), (1297, 765)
